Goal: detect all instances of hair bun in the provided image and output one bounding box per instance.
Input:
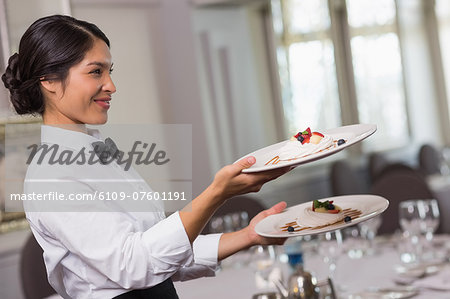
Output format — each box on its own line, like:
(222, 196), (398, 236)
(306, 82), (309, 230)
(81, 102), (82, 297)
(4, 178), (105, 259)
(2, 53), (22, 91)
(2, 53), (42, 115)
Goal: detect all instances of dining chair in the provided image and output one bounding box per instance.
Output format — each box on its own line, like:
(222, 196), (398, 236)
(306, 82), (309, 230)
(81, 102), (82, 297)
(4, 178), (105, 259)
(419, 144), (442, 176)
(21, 233), (56, 299)
(330, 160), (367, 196)
(368, 152), (389, 183)
(203, 195), (266, 234)
(375, 162), (422, 180)
(370, 167), (437, 235)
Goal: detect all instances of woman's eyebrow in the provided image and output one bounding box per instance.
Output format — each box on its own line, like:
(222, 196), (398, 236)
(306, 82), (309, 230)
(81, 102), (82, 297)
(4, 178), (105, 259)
(86, 61), (111, 68)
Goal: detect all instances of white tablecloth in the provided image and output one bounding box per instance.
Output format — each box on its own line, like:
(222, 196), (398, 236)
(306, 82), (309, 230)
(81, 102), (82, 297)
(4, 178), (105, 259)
(175, 236), (450, 299)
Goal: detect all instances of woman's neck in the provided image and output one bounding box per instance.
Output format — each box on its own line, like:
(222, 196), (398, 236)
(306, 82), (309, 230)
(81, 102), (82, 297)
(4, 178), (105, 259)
(43, 121), (88, 134)
(43, 115), (88, 134)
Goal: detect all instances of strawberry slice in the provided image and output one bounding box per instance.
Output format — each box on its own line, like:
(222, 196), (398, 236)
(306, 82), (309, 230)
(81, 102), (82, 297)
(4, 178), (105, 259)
(328, 209), (340, 214)
(312, 131), (324, 137)
(301, 136), (310, 144)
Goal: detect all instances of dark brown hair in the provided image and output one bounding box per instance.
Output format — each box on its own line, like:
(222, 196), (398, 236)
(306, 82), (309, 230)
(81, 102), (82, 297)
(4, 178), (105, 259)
(1, 15), (110, 115)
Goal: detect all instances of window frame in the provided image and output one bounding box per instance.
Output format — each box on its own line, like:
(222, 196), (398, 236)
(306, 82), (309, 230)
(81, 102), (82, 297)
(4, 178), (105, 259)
(271, 0), (415, 154)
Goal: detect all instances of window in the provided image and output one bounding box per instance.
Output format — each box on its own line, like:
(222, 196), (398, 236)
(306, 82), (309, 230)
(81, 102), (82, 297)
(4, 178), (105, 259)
(347, 0), (408, 149)
(271, 0), (409, 151)
(271, 0), (341, 134)
(436, 0), (450, 122)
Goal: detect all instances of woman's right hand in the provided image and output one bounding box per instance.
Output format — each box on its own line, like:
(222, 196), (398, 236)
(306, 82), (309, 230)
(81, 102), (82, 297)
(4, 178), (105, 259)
(180, 156), (291, 243)
(208, 156), (291, 202)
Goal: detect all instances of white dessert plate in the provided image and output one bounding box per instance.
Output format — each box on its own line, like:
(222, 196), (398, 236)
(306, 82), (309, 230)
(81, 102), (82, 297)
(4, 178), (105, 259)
(255, 195), (389, 238)
(395, 262), (442, 278)
(348, 286), (419, 299)
(239, 124), (376, 173)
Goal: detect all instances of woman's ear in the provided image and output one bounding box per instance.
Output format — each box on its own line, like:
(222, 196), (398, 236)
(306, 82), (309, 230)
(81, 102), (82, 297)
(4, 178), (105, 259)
(39, 78), (59, 94)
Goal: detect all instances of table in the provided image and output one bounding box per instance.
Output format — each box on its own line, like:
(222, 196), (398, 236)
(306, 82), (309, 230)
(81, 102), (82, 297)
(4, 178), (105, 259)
(174, 235), (450, 298)
(2, 229), (449, 298)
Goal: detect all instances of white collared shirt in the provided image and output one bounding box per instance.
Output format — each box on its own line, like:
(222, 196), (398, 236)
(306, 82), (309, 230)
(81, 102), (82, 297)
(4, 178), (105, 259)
(24, 125), (221, 299)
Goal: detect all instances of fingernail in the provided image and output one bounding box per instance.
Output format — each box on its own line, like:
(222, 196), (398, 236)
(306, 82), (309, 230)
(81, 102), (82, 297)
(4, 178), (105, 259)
(247, 156), (256, 164)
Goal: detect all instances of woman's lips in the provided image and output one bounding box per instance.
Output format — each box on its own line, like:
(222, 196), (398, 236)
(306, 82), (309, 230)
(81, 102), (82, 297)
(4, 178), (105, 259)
(93, 98), (111, 110)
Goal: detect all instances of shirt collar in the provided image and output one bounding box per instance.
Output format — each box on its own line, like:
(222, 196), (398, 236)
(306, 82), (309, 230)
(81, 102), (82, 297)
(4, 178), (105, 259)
(41, 125), (103, 151)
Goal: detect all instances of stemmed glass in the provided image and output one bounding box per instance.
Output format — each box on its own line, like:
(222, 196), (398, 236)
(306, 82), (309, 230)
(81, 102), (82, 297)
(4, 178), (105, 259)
(399, 200), (422, 236)
(210, 211), (251, 268)
(417, 199), (440, 242)
(318, 230), (343, 282)
(251, 245), (278, 288)
(398, 200), (422, 263)
(417, 199), (440, 261)
(209, 211), (249, 233)
(358, 216), (382, 255)
(440, 146), (450, 176)
(209, 216), (224, 233)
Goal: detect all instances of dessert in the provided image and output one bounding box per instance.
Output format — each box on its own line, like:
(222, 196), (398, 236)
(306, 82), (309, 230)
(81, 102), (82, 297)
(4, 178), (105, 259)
(280, 200), (362, 233)
(295, 199), (345, 227)
(265, 127), (334, 165)
(312, 199), (342, 214)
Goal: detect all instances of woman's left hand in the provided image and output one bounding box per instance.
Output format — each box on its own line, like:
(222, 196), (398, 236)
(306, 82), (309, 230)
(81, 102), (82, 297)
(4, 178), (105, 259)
(244, 201), (287, 247)
(218, 201), (288, 260)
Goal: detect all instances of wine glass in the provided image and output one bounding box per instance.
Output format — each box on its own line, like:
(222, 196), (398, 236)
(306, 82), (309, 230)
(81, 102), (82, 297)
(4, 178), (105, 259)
(209, 211), (249, 233)
(251, 245), (277, 288)
(398, 200), (422, 263)
(318, 230), (343, 282)
(440, 146), (450, 176)
(209, 215), (224, 233)
(417, 199), (440, 261)
(230, 211), (249, 231)
(399, 200), (422, 237)
(343, 226), (365, 259)
(418, 199), (440, 241)
(211, 211), (251, 268)
(358, 215), (382, 255)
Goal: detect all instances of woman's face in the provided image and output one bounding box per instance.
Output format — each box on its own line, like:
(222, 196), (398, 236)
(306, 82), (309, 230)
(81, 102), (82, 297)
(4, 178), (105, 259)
(42, 38), (116, 125)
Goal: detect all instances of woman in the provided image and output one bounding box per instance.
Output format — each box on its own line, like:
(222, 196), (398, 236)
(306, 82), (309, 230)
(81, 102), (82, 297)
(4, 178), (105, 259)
(2, 15), (289, 299)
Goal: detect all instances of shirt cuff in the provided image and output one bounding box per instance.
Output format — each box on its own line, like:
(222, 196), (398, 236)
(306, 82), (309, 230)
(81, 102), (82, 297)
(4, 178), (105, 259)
(141, 211), (194, 273)
(192, 233), (222, 267)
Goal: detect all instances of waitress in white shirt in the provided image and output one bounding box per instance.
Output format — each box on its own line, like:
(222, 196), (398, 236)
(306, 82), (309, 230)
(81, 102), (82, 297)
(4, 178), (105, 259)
(2, 15), (290, 299)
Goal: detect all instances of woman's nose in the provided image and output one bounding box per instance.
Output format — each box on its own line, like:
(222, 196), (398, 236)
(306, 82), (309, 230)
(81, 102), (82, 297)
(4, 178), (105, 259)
(103, 74), (117, 94)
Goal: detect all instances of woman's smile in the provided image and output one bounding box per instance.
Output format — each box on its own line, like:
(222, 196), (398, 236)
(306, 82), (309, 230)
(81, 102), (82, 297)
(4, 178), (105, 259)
(93, 97), (111, 110)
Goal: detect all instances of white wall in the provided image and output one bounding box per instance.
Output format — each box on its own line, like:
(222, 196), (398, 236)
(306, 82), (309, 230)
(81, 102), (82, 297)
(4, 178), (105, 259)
(5, 0), (70, 54)
(72, 4), (163, 124)
(0, 0), (70, 117)
(397, 0), (443, 147)
(191, 5), (279, 172)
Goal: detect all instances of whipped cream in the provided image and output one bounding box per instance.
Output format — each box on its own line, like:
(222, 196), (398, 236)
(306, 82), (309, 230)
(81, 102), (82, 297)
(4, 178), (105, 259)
(278, 135), (333, 160)
(296, 207), (344, 227)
